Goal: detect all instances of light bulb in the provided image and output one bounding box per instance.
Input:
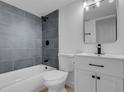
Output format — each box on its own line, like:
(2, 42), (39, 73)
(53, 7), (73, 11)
(83, 2), (88, 8)
(96, 2), (100, 7)
(83, 1), (89, 11)
(85, 6), (89, 11)
(109, 0), (114, 3)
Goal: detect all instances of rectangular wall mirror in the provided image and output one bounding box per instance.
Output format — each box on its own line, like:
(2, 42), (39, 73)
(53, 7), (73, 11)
(83, 0), (117, 43)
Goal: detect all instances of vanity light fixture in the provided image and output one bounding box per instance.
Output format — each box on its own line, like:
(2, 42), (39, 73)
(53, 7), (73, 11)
(83, 0), (103, 11)
(83, 0), (114, 11)
(83, 1), (89, 11)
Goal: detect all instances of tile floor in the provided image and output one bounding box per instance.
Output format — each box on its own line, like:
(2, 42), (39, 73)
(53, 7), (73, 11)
(40, 85), (74, 92)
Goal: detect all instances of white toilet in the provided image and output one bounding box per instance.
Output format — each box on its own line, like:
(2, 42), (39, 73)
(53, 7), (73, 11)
(43, 54), (74, 92)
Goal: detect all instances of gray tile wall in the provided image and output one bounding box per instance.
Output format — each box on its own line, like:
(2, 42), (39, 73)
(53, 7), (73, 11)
(0, 1), (42, 74)
(42, 10), (58, 68)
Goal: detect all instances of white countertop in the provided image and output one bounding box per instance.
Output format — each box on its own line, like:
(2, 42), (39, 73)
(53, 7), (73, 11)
(75, 53), (124, 60)
(59, 52), (124, 60)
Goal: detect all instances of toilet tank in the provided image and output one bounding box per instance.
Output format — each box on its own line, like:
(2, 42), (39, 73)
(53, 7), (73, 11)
(58, 53), (74, 72)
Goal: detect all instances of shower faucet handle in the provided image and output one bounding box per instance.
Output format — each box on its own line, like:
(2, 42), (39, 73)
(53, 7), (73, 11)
(45, 66), (48, 69)
(44, 59), (49, 63)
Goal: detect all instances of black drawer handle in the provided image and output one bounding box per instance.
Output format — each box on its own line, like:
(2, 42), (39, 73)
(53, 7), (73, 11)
(85, 33), (91, 35)
(89, 64), (104, 68)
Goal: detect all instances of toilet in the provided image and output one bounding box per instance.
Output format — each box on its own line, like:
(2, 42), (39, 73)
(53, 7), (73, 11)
(43, 53), (74, 92)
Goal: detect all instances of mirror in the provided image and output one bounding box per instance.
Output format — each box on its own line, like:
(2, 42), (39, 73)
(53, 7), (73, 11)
(83, 0), (117, 43)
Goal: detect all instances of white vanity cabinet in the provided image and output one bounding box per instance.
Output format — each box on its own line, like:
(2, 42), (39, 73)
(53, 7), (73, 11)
(75, 70), (96, 92)
(75, 54), (124, 92)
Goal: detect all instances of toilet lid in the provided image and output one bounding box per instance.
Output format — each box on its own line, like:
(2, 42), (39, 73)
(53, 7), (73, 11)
(43, 70), (67, 81)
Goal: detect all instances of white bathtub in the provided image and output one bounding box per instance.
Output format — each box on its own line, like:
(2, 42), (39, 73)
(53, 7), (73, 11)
(0, 64), (56, 92)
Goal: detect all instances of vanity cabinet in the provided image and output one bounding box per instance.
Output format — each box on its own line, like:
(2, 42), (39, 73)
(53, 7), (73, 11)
(75, 70), (96, 92)
(75, 56), (124, 92)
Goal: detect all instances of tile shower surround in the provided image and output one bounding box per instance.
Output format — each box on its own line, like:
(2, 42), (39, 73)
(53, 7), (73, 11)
(42, 10), (59, 68)
(0, 1), (42, 74)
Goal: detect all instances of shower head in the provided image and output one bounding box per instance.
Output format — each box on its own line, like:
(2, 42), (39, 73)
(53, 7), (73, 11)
(41, 16), (48, 22)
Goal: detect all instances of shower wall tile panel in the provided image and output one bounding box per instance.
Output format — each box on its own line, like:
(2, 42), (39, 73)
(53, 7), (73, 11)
(42, 10), (58, 68)
(0, 1), (42, 74)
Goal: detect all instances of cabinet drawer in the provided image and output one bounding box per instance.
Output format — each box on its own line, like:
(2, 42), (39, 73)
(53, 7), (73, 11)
(75, 56), (124, 78)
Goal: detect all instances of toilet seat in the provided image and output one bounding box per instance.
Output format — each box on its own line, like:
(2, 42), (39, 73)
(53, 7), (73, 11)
(43, 70), (68, 81)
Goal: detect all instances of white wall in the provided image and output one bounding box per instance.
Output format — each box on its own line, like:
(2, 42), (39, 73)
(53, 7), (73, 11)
(59, 0), (124, 55)
(59, 0), (84, 54)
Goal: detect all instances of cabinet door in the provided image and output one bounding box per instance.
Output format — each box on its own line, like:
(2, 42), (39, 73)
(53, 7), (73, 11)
(75, 69), (96, 92)
(97, 74), (123, 92)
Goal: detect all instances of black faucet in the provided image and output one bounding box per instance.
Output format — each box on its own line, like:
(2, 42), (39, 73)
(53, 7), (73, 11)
(97, 44), (101, 55)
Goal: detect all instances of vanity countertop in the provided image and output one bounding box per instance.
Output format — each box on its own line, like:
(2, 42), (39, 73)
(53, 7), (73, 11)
(75, 53), (124, 60)
(59, 52), (124, 60)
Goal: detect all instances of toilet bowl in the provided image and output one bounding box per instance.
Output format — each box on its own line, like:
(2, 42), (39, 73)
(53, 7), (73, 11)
(43, 53), (74, 92)
(43, 70), (68, 92)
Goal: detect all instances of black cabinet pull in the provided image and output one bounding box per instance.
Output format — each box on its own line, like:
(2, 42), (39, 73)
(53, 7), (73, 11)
(85, 33), (91, 35)
(97, 76), (100, 80)
(89, 64), (104, 68)
(92, 75), (95, 78)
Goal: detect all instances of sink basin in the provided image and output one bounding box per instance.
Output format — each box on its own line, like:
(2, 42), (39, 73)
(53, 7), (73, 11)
(77, 53), (105, 57)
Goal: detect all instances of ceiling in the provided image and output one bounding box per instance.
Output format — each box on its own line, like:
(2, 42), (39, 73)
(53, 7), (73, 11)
(1, 0), (76, 17)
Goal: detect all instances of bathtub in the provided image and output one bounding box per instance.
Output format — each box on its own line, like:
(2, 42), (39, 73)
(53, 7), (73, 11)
(0, 64), (56, 92)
